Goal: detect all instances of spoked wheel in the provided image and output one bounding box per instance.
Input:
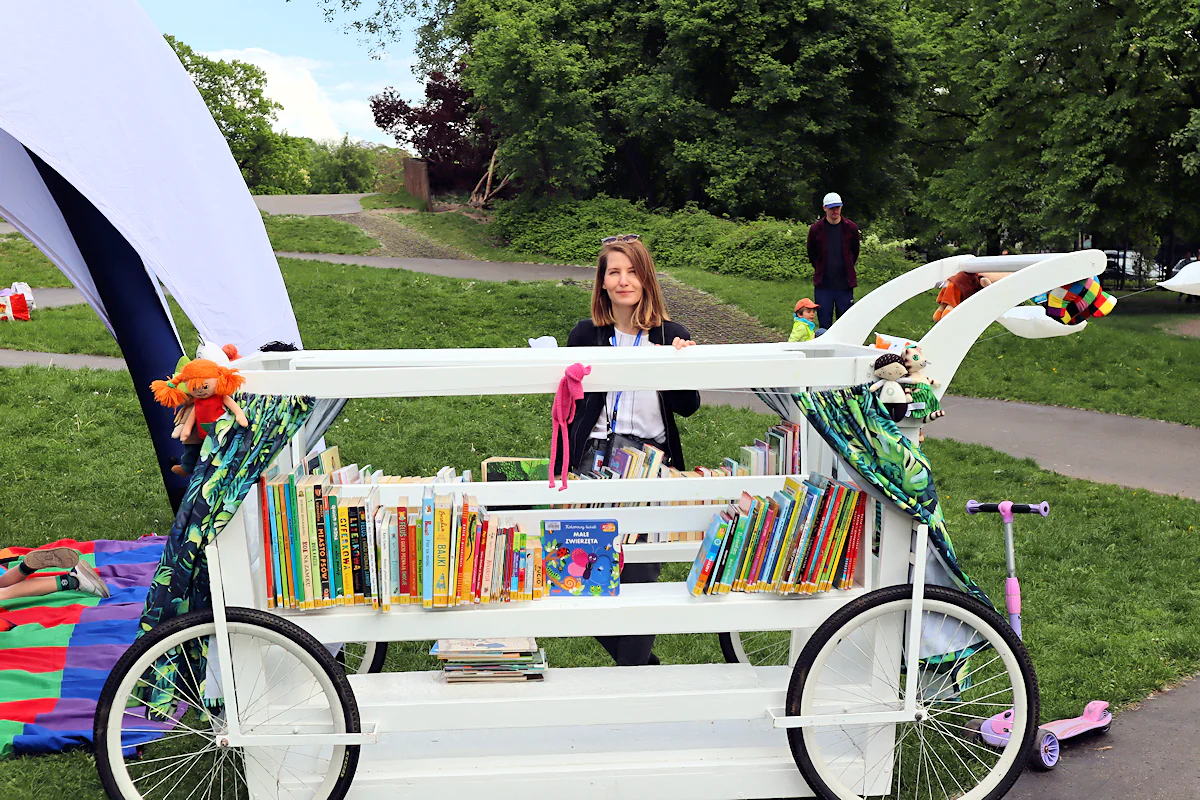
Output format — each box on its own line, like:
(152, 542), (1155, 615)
(95, 607), (360, 800)
(336, 641), (388, 675)
(719, 630), (794, 667)
(786, 585), (1039, 800)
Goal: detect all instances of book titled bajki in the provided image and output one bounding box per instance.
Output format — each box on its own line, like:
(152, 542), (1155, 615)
(541, 519), (621, 597)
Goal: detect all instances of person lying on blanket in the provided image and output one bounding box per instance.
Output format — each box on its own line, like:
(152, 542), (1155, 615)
(0, 547), (109, 604)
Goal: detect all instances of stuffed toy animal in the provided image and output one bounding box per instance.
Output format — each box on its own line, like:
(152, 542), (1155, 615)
(151, 359), (248, 476)
(898, 344), (945, 424)
(1034, 276), (1116, 325)
(870, 353), (911, 423)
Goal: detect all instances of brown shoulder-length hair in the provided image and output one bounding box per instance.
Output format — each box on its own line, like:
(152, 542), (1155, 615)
(591, 239), (671, 329)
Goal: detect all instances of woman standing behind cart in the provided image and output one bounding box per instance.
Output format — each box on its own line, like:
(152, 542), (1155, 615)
(566, 234), (701, 667)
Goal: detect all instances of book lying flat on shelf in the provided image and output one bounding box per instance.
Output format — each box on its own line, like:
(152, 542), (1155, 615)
(432, 638), (547, 683)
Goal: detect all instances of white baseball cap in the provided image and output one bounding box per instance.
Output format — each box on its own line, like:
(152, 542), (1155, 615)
(823, 192), (843, 208)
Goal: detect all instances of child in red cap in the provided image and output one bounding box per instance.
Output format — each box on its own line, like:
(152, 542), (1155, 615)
(789, 298), (821, 342)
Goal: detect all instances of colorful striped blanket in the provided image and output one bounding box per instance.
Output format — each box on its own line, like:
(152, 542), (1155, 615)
(0, 536), (165, 759)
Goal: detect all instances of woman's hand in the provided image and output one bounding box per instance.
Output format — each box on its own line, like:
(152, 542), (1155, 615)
(671, 337), (696, 350)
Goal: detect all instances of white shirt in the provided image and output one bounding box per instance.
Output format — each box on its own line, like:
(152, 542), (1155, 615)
(589, 330), (667, 441)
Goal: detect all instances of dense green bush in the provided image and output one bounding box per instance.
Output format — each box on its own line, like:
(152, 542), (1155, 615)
(493, 197), (918, 282)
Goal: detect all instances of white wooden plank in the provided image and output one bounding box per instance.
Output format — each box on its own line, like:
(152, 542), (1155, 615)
(280, 581), (866, 643)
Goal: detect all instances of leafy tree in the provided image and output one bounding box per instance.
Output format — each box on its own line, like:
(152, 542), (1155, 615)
(320, 0), (918, 220)
(307, 135), (379, 193)
(370, 69), (496, 192)
(166, 35), (312, 194)
(910, 0), (1200, 257)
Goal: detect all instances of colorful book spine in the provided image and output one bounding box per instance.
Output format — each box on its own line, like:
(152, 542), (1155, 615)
(390, 507), (403, 606)
(285, 477), (303, 609)
(433, 494), (452, 608)
(686, 513), (726, 595)
(408, 505), (420, 604)
(480, 516), (497, 603)
(266, 481), (283, 608)
(259, 479), (275, 609)
(422, 488), (435, 609)
(337, 501), (353, 606)
(365, 503), (380, 610)
(313, 483), (330, 607)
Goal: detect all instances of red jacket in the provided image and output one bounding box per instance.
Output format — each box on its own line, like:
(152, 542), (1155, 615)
(807, 217), (861, 289)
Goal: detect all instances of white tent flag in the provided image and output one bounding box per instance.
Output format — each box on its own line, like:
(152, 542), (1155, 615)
(0, 0), (301, 352)
(997, 305), (1087, 339)
(1158, 262), (1200, 296)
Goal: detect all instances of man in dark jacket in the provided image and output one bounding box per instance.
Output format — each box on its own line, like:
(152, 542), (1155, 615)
(806, 192), (861, 330)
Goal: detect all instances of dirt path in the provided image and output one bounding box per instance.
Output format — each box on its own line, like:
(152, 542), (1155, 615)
(329, 210), (471, 260)
(1165, 318), (1200, 337)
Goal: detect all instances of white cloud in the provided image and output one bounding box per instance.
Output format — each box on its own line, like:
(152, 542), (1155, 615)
(203, 47), (393, 144)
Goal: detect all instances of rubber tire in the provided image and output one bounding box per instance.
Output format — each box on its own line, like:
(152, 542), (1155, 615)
(786, 585), (1040, 800)
(1031, 729), (1060, 770)
(337, 640), (389, 674)
(718, 631), (744, 664)
(94, 607), (361, 800)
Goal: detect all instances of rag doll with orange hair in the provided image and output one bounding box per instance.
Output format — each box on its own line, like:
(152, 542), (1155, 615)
(151, 359), (249, 476)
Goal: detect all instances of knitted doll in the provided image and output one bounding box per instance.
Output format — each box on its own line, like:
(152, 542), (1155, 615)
(898, 344), (945, 424)
(151, 359), (249, 476)
(870, 353), (910, 423)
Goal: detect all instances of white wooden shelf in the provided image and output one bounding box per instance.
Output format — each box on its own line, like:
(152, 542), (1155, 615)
(278, 581), (868, 643)
(328, 664), (792, 732)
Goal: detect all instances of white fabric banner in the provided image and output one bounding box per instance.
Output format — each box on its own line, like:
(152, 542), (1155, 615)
(0, 0), (302, 352)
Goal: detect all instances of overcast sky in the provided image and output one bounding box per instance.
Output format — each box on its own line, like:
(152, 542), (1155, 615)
(138, 0), (421, 145)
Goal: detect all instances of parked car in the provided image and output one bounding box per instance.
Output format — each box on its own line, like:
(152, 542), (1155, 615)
(1101, 250), (1162, 288)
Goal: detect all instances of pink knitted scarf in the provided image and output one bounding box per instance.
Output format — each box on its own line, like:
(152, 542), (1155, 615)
(549, 363), (591, 490)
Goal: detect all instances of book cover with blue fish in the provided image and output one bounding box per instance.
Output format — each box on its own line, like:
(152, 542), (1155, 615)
(541, 519), (621, 597)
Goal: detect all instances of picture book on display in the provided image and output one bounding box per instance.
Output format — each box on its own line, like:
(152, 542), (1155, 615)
(686, 474), (867, 597)
(541, 519), (621, 597)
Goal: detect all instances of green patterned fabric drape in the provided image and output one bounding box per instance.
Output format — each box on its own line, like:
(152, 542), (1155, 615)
(135, 393), (313, 716)
(794, 384), (992, 609)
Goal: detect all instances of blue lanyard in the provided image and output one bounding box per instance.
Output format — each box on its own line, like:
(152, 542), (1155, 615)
(609, 329), (642, 432)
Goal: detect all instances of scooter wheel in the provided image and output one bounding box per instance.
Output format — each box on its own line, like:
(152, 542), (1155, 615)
(1031, 729), (1060, 770)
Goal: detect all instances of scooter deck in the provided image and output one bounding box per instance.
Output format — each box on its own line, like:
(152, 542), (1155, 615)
(1040, 700), (1111, 740)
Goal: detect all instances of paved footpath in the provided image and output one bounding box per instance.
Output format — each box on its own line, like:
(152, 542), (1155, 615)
(276, 251), (594, 282)
(253, 193), (374, 216)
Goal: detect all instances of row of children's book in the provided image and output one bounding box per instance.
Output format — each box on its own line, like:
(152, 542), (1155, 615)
(260, 476), (561, 611)
(686, 475), (867, 596)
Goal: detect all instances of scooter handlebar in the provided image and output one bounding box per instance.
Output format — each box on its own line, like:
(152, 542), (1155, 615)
(966, 500), (1050, 520)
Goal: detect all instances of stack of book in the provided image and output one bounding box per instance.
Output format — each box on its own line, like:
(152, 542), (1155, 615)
(431, 637), (548, 683)
(686, 475), (867, 596)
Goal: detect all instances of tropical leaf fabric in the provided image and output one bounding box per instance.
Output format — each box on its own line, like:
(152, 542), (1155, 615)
(134, 394), (313, 715)
(790, 384), (991, 608)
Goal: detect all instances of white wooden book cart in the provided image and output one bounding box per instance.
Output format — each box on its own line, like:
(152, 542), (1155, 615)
(94, 251), (1105, 800)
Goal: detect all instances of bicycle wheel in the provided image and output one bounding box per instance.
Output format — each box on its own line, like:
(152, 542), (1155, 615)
(95, 607), (360, 800)
(336, 641), (388, 675)
(718, 630), (793, 667)
(786, 585), (1038, 800)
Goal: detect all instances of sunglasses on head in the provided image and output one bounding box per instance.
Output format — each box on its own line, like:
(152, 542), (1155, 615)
(601, 234), (641, 244)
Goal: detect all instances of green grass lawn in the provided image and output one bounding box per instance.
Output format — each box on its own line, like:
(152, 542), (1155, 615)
(0, 236), (74, 288)
(261, 213), (379, 254)
(387, 211), (580, 264)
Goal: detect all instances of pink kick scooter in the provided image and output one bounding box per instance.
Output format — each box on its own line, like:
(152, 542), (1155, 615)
(965, 500), (1112, 770)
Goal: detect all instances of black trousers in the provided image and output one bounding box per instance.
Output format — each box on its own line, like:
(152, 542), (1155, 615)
(574, 438), (663, 666)
(595, 561), (661, 666)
